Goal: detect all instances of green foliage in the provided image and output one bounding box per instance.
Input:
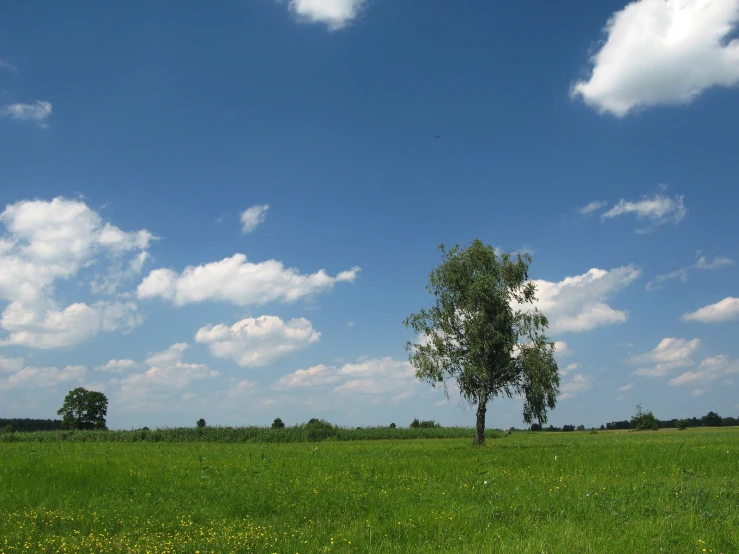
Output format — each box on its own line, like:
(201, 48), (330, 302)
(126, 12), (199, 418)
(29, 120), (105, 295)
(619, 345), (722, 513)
(0, 418), (62, 432)
(57, 387), (108, 430)
(676, 419), (689, 430)
(410, 418), (420, 429)
(389, 423), (396, 429)
(562, 425), (575, 432)
(701, 411), (722, 427)
(0, 425), (12, 435)
(631, 404), (659, 431)
(196, 419), (207, 429)
(271, 418), (285, 429)
(404, 239), (559, 444)
(576, 425), (586, 431)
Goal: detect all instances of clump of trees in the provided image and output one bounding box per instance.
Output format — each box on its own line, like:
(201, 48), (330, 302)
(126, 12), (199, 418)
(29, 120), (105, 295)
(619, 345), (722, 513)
(271, 418), (286, 429)
(410, 419), (440, 429)
(631, 405), (659, 431)
(196, 419), (207, 428)
(57, 388), (108, 430)
(0, 418), (62, 432)
(405, 240), (559, 445)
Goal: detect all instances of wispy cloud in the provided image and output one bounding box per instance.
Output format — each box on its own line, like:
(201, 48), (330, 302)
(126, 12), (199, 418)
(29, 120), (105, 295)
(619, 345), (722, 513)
(0, 101), (53, 128)
(240, 204), (269, 233)
(601, 193), (686, 232)
(578, 200), (607, 215)
(647, 252), (733, 291)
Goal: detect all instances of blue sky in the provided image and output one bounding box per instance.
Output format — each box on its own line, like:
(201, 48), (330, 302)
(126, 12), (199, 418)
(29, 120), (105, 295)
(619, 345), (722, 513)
(1, 0), (738, 430)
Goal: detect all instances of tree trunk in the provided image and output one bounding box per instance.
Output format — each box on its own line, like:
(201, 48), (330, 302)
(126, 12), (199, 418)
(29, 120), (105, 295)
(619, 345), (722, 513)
(474, 400), (487, 445)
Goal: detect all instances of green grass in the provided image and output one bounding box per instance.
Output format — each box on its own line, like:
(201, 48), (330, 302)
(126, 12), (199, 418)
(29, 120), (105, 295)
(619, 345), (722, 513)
(0, 428), (737, 553)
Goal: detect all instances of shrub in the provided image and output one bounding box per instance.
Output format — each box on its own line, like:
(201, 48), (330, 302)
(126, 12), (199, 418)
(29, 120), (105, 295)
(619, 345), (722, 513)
(676, 419), (689, 430)
(271, 418), (285, 429)
(631, 405), (659, 431)
(303, 419), (336, 442)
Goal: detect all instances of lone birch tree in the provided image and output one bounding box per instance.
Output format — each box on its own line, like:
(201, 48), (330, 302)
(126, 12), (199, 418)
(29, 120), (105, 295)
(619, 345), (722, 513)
(404, 240), (560, 445)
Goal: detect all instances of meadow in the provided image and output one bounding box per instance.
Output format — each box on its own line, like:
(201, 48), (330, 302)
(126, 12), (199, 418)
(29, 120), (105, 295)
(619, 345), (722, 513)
(0, 428), (736, 553)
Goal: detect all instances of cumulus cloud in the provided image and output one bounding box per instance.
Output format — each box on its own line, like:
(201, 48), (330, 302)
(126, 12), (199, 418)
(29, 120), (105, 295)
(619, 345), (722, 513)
(0, 364), (86, 390)
(240, 204), (269, 233)
(515, 265), (641, 334)
(0, 355), (24, 372)
(276, 357), (418, 400)
(631, 337), (701, 377)
(669, 354), (739, 386)
(579, 201), (607, 215)
(647, 252), (733, 290)
(560, 373), (592, 400)
(572, 0), (739, 116)
(195, 315), (320, 367)
(0, 101), (53, 128)
(95, 359), (137, 373)
(138, 253), (359, 306)
(600, 193), (686, 232)
(287, 0), (366, 30)
(681, 297), (739, 323)
(553, 341), (570, 356)
(0, 197), (153, 348)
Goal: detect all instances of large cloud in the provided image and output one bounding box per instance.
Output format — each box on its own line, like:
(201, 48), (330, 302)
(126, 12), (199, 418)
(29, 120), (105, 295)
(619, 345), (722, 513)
(0, 197), (153, 348)
(572, 0), (739, 116)
(681, 297), (739, 323)
(516, 265), (641, 334)
(287, 0), (366, 30)
(631, 337), (701, 377)
(668, 354), (739, 386)
(138, 253), (359, 306)
(195, 315), (320, 367)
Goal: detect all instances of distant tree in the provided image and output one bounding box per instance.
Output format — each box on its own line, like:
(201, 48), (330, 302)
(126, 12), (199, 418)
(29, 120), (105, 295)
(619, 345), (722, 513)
(404, 240), (560, 445)
(196, 418), (206, 428)
(576, 424), (585, 431)
(271, 418), (285, 429)
(410, 418), (421, 428)
(631, 404), (659, 431)
(562, 424), (575, 432)
(0, 425), (12, 434)
(530, 422), (542, 432)
(419, 420), (440, 428)
(676, 419), (689, 430)
(701, 411), (722, 427)
(57, 387), (108, 430)
(721, 416), (738, 427)
(389, 422), (397, 429)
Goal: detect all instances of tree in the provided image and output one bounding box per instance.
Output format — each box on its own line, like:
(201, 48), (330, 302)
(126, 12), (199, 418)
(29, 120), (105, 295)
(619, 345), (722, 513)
(701, 411), (722, 427)
(271, 417), (285, 429)
(57, 387), (108, 430)
(410, 418), (421, 428)
(631, 404), (659, 431)
(676, 419), (689, 430)
(404, 240), (560, 445)
(196, 418), (206, 428)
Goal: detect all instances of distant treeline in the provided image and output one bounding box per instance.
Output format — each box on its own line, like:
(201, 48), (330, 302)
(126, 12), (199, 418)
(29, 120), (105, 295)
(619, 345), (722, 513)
(0, 420), (505, 443)
(526, 411), (737, 432)
(0, 418), (62, 433)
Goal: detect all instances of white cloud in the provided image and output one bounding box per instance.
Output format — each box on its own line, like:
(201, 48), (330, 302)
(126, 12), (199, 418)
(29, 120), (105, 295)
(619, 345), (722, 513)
(553, 341), (570, 356)
(560, 363), (579, 377)
(560, 373), (592, 400)
(681, 297), (739, 323)
(647, 252), (733, 290)
(668, 354), (739, 386)
(287, 0), (366, 30)
(0, 101), (53, 128)
(0, 355), (24, 372)
(0, 364), (86, 390)
(0, 59), (18, 74)
(692, 387), (707, 397)
(572, 0), (739, 116)
(195, 315), (320, 367)
(579, 200), (607, 215)
(95, 359), (137, 373)
(118, 343), (219, 393)
(631, 337), (701, 377)
(240, 204), (269, 233)
(617, 382), (634, 392)
(601, 193), (686, 231)
(517, 265), (640, 334)
(276, 357), (418, 400)
(138, 253), (360, 306)
(0, 197), (153, 348)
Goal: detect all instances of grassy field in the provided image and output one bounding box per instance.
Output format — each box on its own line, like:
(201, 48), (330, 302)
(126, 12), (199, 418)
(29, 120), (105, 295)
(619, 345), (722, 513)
(0, 428), (736, 553)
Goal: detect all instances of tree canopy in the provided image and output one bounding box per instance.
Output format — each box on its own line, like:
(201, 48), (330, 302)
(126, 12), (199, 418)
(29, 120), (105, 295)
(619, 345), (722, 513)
(404, 239), (559, 444)
(57, 387), (108, 430)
